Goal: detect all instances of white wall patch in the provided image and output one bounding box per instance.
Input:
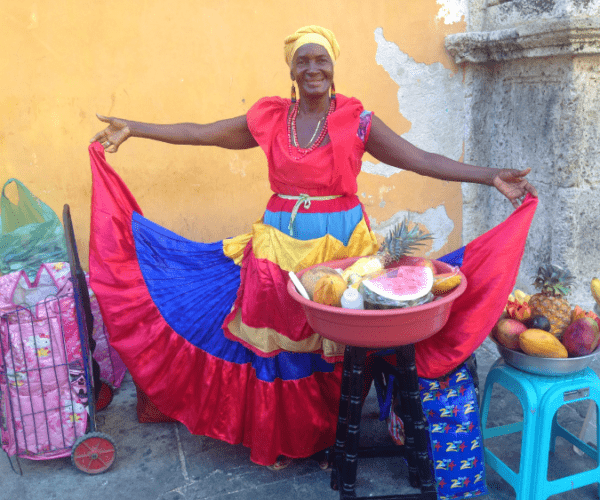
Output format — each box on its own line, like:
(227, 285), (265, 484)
(372, 205), (455, 255)
(373, 27), (465, 164)
(436, 0), (467, 25)
(361, 160), (402, 178)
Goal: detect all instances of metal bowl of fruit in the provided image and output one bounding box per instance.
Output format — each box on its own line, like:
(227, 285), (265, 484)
(287, 256), (467, 348)
(489, 335), (600, 376)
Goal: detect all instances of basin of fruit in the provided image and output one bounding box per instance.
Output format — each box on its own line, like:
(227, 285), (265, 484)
(287, 256), (467, 348)
(490, 265), (600, 376)
(490, 336), (600, 376)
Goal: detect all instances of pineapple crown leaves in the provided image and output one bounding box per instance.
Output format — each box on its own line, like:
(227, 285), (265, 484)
(532, 264), (574, 297)
(379, 219), (433, 261)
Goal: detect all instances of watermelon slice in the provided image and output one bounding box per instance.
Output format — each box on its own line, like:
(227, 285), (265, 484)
(362, 266), (434, 302)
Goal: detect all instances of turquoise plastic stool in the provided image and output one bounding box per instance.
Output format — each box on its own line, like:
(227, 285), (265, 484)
(480, 359), (600, 500)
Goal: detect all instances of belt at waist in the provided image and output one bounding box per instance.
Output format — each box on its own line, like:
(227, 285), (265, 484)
(277, 193), (343, 237)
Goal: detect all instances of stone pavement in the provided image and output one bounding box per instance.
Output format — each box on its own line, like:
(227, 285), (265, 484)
(2, 338), (599, 500)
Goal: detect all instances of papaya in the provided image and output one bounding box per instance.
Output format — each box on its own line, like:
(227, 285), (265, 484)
(300, 266), (340, 300)
(519, 328), (568, 358)
(313, 274), (348, 307)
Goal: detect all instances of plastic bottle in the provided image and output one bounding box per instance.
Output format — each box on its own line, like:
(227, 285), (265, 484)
(341, 287), (364, 310)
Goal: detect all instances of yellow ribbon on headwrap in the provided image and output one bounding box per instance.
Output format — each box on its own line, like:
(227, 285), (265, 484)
(284, 25), (340, 67)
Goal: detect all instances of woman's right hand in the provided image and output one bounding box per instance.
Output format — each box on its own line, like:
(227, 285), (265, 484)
(90, 114), (131, 153)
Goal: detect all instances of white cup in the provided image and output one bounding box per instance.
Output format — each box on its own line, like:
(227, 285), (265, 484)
(341, 288), (364, 310)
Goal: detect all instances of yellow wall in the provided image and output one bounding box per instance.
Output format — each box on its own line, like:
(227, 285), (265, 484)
(1, 1), (465, 269)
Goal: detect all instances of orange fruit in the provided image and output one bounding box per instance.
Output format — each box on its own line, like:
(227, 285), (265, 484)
(313, 275), (347, 307)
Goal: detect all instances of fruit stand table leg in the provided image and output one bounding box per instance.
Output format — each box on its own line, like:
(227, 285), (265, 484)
(331, 345), (355, 491)
(340, 346), (368, 497)
(330, 344), (437, 500)
(395, 350), (418, 488)
(396, 345), (436, 495)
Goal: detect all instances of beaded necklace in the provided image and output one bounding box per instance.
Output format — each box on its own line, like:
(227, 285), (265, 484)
(293, 116), (324, 148)
(287, 98), (336, 160)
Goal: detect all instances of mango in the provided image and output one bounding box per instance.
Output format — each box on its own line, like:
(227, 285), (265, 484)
(582, 316), (600, 336)
(561, 318), (600, 357)
(494, 318), (527, 350)
(519, 329), (568, 358)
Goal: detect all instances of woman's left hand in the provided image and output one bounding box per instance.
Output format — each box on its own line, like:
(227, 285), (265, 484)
(493, 168), (538, 209)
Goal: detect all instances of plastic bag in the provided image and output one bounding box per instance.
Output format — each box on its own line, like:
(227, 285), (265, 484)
(418, 365), (488, 498)
(0, 179), (68, 279)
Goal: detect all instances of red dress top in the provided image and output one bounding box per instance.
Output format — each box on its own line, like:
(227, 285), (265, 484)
(246, 94), (369, 196)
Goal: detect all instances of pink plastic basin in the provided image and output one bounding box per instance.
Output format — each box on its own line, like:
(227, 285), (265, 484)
(288, 256), (467, 348)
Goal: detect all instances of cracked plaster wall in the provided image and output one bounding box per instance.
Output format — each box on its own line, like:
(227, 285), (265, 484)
(470, 0), (600, 31)
(453, 0), (600, 309)
(2, 0), (469, 266)
(365, 24), (467, 252)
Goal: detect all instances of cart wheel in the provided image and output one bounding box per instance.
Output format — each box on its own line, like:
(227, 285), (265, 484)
(71, 432), (116, 474)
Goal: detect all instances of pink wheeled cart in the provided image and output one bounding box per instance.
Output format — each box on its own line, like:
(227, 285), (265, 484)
(0, 205), (122, 474)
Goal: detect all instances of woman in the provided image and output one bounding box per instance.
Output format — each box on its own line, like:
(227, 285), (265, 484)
(90, 26), (537, 470)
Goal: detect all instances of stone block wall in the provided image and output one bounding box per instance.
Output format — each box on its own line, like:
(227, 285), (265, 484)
(447, 0), (600, 310)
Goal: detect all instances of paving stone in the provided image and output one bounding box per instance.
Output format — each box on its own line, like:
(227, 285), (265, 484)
(2, 344), (599, 500)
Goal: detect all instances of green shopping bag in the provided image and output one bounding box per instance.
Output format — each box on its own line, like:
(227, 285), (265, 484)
(0, 178), (68, 278)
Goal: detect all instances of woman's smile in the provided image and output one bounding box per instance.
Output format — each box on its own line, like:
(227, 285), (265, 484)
(291, 43), (334, 98)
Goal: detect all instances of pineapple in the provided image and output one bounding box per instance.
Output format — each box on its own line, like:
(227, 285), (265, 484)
(528, 264), (574, 338)
(379, 219), (433, 265)
(342, 219), (432, 283)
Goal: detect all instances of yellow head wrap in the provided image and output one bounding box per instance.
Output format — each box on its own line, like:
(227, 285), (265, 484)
(284, 26), (340, 67)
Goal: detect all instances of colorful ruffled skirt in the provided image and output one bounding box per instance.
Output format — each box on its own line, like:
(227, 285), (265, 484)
(88, 143), (379, 465)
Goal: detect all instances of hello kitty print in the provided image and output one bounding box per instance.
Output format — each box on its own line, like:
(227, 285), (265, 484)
(0, 263), (125, 459)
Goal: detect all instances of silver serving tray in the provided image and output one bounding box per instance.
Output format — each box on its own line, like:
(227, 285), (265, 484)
(490, 336), (600, 376)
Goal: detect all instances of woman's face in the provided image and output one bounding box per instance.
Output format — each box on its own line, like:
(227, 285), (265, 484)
(290, 43), (334, 99)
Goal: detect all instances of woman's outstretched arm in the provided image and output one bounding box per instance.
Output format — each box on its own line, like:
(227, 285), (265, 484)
(90, 114), (258, 153)
(365, 115), (538, 208)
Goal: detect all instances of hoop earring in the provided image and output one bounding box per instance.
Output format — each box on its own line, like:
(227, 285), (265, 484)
(291, 84), (297, 103)
(330, 82), (336, 100)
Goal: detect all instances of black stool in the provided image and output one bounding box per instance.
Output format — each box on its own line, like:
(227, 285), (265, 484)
(330, 344), (437, 500)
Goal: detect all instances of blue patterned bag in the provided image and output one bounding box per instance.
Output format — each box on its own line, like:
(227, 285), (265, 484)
(419, 365), (488, 499)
